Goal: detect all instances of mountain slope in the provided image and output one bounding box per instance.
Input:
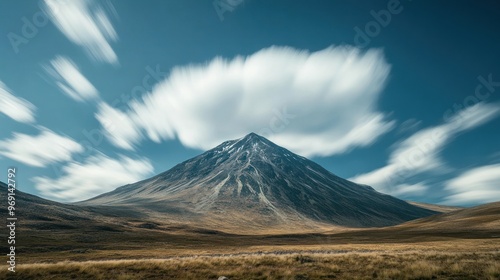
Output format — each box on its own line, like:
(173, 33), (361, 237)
(81, 133), (436, 230)
(0, 181), (136, 232)
(407, 201), (463, 213)
(396, 201), (500, 232)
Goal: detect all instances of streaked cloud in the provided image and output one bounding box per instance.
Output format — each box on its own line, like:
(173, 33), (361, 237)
(397, 118), (422, 135)
(443, 164), (500, 205)
(43, 0), (119, 64)
(33, 153), (154, 202)
(351, 102), (500, 194)
(95, 102), (140, 150)
(0, 81), (36, 123)
(96, 45), (394, 157)
(44, 56), (99, 102)
(391, 183), (429, 197)
(0, 128), (83, 167)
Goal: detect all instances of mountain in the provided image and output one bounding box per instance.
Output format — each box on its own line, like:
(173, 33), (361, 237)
(80, 133), (436, 232)
(397, 201), (500, 232)
(0, 181), (134, 232)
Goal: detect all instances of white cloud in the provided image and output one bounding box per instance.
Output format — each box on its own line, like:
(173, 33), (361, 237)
(97, 45), (394, 157)
(350, 165), (397, 192)
(95, 102), (140, 150)
(0, 81), (36, 123)
(33, 153), (153, 202)
(43, 0), (119, 64)
(351, 102), (500, 194)
(443, 164), (500, 205)
(45, 56), (99, 102)
(391, 183), (429, 197)
(0, 128), (83, 167)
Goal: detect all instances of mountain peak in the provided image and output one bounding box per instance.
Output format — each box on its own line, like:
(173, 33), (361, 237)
(215, 133), (276, 156)
(239, 132), (269, 144)
(235, 132), (281, 155)
(243, 132), (262, 139)
(83, 134), (436, 229)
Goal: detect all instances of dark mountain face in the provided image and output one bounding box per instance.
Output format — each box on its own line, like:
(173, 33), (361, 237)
(0, 181), (138, 232)
(82, 133), (436, 229)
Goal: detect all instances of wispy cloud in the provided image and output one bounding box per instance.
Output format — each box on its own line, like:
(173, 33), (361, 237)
(397, 119), (422, 135)
(95, 102), (140, 150)
(443, 164), (500, 205)
(0, 81), (36, 123)
(391, 183), (429, 197)
(33, 153), (154, 202)
(96, 45), (394, 157)
(0, 128), (83, 167)
(43, 0), (119, 64)
(44, 56), (99, 102)
(351, 102), (500, 194)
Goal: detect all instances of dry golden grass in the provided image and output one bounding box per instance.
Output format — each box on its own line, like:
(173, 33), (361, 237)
(4, 251), (500, 280)
(17, 237), (500, 264)
(486, 262), (500, 280)
(4, 241), (500, 280)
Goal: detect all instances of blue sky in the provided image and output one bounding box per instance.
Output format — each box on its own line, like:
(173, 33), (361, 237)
(1, 0), (499, 206)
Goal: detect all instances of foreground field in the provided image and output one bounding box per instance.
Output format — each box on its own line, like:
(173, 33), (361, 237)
(1, 188), (499, 279)
(6, 249), (500, 280)
(4, 240), (500, 280)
